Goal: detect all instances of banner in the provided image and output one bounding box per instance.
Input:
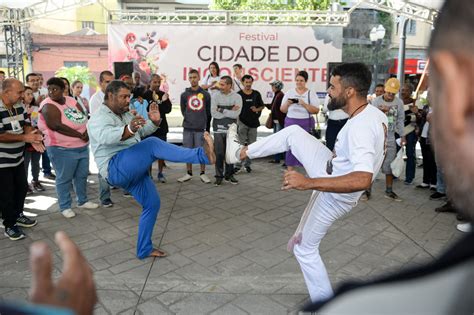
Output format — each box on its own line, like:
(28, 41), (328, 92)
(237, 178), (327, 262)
(108, 25), (342, 103)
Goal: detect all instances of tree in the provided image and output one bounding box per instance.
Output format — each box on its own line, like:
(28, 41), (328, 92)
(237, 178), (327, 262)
(211, 0), (331, 10)
(55, 66), (97, 88)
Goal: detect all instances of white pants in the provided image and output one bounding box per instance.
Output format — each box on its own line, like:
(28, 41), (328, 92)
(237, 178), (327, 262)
(247, 125), (354, 302)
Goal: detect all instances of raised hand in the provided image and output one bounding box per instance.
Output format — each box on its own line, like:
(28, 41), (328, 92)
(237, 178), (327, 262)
(129, 115), (146, 133)
(148, 102), (161, 125)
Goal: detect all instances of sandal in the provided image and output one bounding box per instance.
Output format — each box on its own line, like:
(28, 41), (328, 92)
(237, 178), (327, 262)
(149, 248), (168, 258)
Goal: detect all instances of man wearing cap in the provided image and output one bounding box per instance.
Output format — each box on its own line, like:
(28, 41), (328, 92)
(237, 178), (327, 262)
(371, 78), (405, 201)
(267, 80), (286, 164)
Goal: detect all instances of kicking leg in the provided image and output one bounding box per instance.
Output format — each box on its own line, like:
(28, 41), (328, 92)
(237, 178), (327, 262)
(242, 125), (333, 178)
(109, 133), (215, 182)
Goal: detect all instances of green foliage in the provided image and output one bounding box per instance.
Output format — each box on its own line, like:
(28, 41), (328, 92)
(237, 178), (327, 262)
(55, 66), (97, 88)
(342, 10), (392, 65)
(377, 11), (393, 38)
(211, 0), (331, 10)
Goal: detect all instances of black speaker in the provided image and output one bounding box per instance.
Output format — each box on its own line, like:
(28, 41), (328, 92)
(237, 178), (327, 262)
(326, 62), (343, 89)
(113, 62), (133, 79)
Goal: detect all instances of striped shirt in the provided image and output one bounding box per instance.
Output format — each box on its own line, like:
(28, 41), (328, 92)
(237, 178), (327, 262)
(0, 100), (29, 168)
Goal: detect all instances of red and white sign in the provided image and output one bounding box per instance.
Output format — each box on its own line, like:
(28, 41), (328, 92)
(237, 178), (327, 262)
(108, 25), (342, 102)
(389, 58), (428, 75)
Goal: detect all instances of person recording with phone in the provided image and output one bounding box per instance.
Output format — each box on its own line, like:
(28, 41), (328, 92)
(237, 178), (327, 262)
(280, 70), (320, 171)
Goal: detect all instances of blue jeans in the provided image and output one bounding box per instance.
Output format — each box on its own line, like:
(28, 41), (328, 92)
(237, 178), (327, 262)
(106, 137), (210, 259)
(273, 122), (285, 162)
(436, 165), (446, 194)
(405, 131), (417, 183)
(98, 173), (111, 203)
(47, 145), (90, 211)
(42, 151), (53, 175)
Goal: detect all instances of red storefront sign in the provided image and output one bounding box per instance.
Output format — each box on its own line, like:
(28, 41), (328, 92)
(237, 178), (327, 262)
(389, 58), (427, 74)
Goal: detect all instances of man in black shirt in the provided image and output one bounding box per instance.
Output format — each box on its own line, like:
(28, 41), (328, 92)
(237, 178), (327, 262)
(235, 75), (264, 173)
(143, 74), (172, 182)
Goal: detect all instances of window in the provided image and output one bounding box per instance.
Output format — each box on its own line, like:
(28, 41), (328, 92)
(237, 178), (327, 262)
(64, 61), (88, 68)
(396, 19), (417, 36)
(81, 21), (95, 30)
(407, 20), (417, 35)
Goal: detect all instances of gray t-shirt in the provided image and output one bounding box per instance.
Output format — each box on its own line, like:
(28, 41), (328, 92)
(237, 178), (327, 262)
(210, 91), (242, 133)
(371, 95), (404, 139)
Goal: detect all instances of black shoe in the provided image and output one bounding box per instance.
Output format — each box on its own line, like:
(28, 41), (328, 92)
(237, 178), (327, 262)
(43, 173), (56, 180)
(214, 178), (223, 187)
(101, 199), (114, 208)
(224, 175), (239, 185)
(4, 226), (25, 240)
(32, 180), (45, 191)
(430, 192), (446, 200)
(384, 191), (402, 201)
(123, 191), (132, 198)
(416, 183), (430, 189)
(457, 213), (466, 221)
(16, 213), (37, 228)
(233, 167), (242, 174)
(245, 166), (252, 173)
(268, 160), (280, 164)
(435, 201), (456, 213)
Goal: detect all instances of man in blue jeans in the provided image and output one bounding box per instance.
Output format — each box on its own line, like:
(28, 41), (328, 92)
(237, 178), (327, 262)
(88, 81), (216, 259)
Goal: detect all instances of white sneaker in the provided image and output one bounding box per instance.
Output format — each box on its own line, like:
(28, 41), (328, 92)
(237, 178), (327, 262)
(61, 209), (76, 218)
(177, 173), (193, 183)
(78, 201), (99, 209)
(456, 222), (472, 233)
(200, 173), (211, 184)
(225, 123), (242, 164)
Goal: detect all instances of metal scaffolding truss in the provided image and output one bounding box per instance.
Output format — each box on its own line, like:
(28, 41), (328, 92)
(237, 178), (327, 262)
(108, 9), (350, 26)
(3, 22), (25, 80)
(0, 0), (98, 26)
(351, 0), (438, 25)
(1, 0), (99, 80)
(1, 0), (439, 80)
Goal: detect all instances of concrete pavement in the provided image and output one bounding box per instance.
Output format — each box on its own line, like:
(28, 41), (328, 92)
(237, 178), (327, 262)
(0, 156), (462, 314)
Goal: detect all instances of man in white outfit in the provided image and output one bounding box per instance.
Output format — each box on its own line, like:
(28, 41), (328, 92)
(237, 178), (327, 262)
(226, 62), (388, 302)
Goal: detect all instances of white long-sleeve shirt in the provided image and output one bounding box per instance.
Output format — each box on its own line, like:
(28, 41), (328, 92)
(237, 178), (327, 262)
(89, 90), (105, 115)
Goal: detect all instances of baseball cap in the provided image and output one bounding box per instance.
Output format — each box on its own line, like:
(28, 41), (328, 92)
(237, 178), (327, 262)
(384, 78), (400, 94)
(270, 80), (283, 90)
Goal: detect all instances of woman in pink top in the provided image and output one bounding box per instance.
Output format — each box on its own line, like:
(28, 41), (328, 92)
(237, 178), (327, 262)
(38, 77), (99, 218)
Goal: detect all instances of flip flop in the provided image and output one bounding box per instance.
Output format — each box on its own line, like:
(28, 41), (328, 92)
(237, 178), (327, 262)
(149, 248), (168, 258)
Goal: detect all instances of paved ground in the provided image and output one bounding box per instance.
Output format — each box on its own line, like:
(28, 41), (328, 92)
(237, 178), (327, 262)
(0, 156), (463, 314)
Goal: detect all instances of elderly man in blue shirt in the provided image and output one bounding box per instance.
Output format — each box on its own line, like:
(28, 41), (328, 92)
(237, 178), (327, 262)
(88, 80), (216, 259)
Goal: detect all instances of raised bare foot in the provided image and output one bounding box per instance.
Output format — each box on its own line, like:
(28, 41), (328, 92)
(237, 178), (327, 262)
(203, 132), (216, 164)
(240, 146), (248, 160)
(149, 248), (168, 258)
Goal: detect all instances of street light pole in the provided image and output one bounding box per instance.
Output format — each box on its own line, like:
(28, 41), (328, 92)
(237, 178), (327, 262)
(369, 24), (386, 93)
